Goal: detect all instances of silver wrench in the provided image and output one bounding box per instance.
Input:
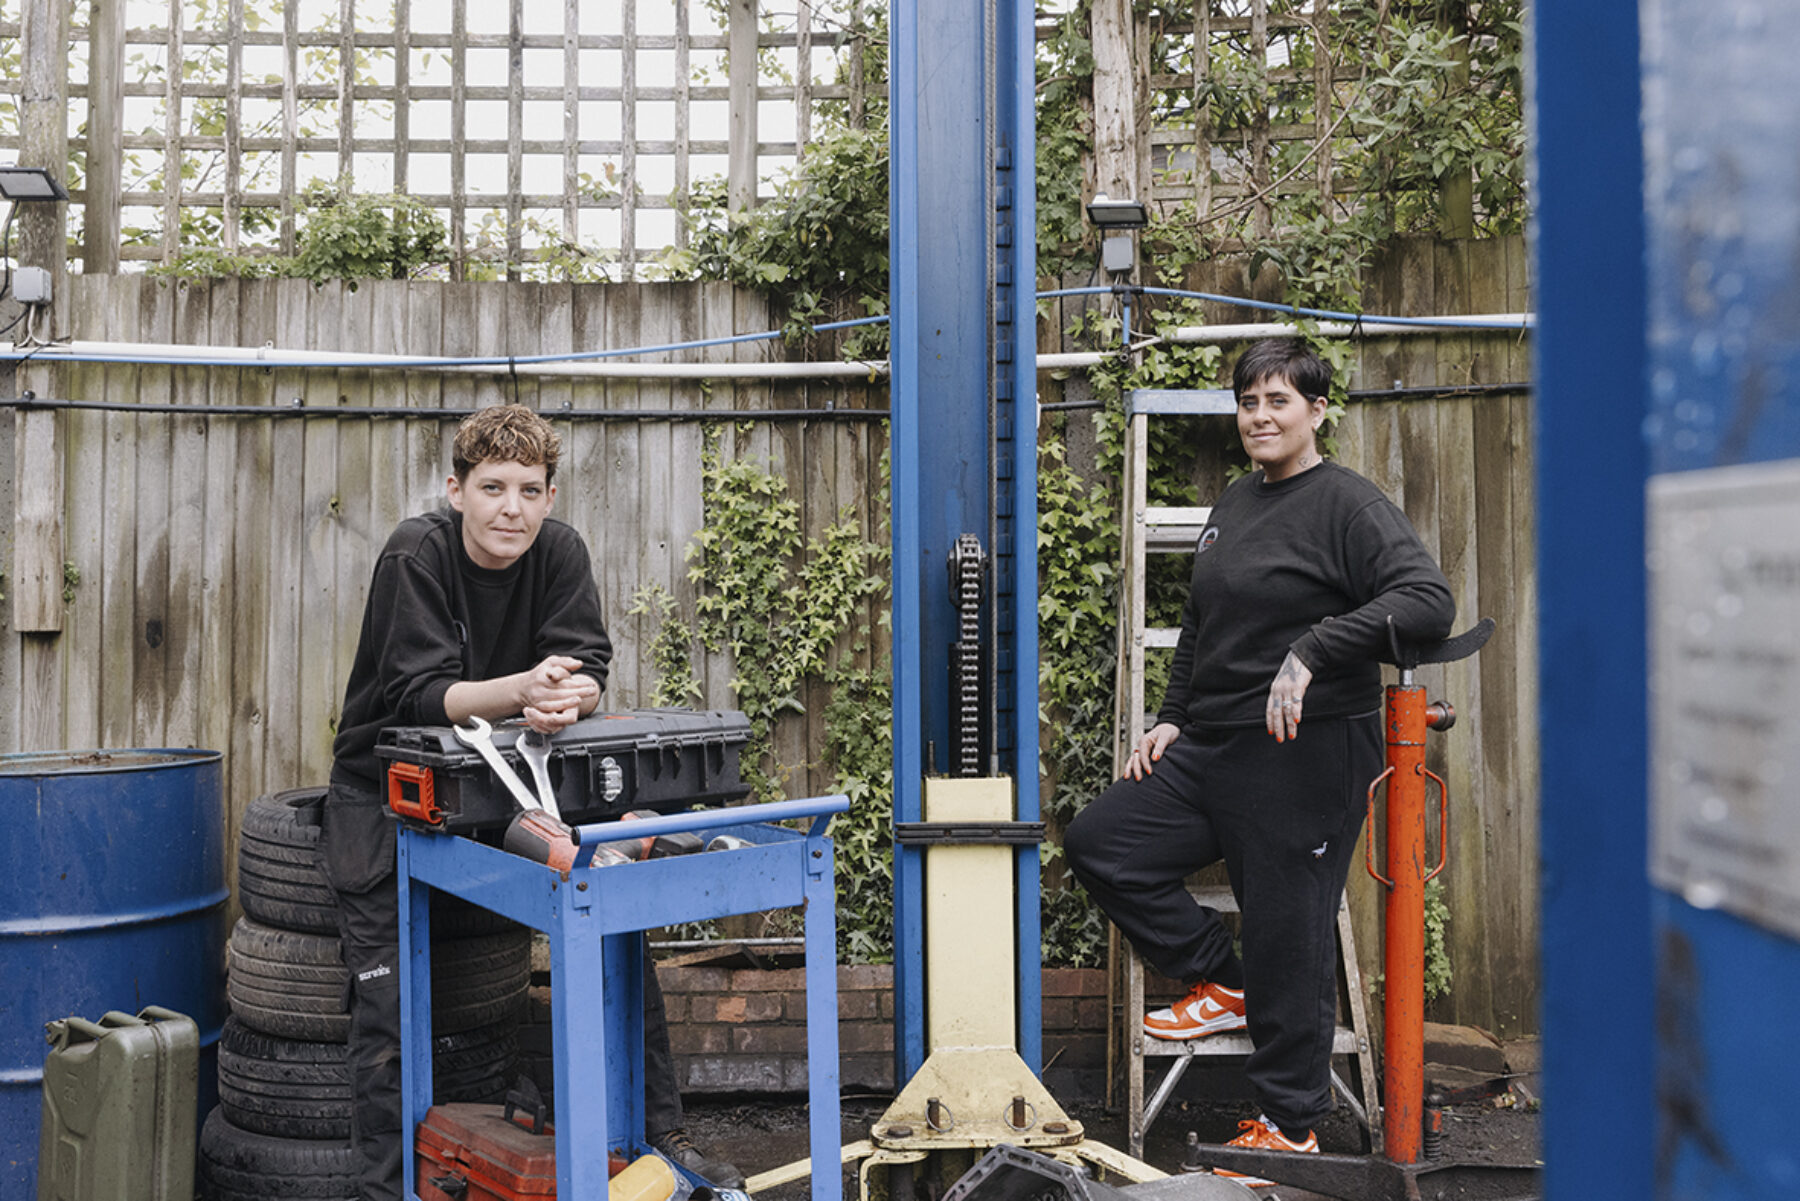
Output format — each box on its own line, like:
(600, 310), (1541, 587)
(453, 716), (542, 812)
(516, 729), (563, 822)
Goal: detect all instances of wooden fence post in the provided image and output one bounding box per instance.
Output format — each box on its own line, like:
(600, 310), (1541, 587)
(15, 0), (70, 639)
(728, 0), (758, 213)
(1092, 0), (1147, 212)
(82, 0), (125, 273)
(162, 0), (185, 264)
(621, 0), (639, 279)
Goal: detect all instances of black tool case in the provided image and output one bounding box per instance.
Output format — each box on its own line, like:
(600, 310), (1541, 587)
(376, 708), (753, 831)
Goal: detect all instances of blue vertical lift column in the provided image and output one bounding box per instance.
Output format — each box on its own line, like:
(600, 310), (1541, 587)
(888, 0), (1041, 1082)
(1535, 1), (1800, 1197)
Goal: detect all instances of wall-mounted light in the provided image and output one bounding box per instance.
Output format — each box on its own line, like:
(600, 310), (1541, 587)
(1084, 194), (1148, 229)
(1, 166), (69, 316)
(0, 165), (69, 203)
(1085, 193), (1148, 276)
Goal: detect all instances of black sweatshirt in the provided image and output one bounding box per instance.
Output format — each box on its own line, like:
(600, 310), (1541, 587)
(1158, 461), (1454, 731)
(329, 508), (613, 792)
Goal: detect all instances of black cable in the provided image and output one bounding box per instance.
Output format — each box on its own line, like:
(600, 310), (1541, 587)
(1345, 382), (1530, 401)
(0, 395), (892, 422)
(0, 201), (15, 307)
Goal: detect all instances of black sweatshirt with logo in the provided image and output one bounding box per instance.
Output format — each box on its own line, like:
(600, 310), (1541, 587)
(1157, 461), (1454, 731)
(329, 508), (612, 792)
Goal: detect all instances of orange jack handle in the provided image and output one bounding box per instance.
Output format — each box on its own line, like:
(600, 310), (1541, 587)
(1371, 683), (1444, 1165)
(386, 762), (443, 826)
(1365, 767), (1396, 887)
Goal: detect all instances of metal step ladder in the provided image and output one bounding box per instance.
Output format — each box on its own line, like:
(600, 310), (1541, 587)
(1107, 387), (1383, 1159)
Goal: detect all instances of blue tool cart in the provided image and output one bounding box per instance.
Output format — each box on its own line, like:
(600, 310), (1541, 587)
(396, 796), (849, 1200)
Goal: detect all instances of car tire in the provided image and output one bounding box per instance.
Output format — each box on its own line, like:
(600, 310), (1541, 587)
(217, 1016), (522, 1139)
(238, 788), (337, 934)
(197, 1105), (356, 1200)
(228, 917), (530, 1043)
(236, 786), (519, 937)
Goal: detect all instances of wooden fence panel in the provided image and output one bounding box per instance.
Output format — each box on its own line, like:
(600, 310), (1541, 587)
(97, 276), (141, 750)
(4, 259), (1539, 1032)
(200, 280), (242, 852)
(61, 285), (108, 751)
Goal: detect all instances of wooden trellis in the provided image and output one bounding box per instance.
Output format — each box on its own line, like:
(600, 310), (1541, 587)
(1150, 0), (1338, 238)
(0, 0), (872, 278)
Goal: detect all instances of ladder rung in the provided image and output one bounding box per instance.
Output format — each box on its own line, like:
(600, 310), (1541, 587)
(1141, 1026), (1363, 1058)
(1129, 388), (1238, 416)
(1144, 506), (1211, 552)
(1183, 885), (1347, 916)
(1145, 506), (1212, 526)
(1185, 884), (1237, 911)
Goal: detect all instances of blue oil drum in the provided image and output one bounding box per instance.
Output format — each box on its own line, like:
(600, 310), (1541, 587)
(0, 749), (228, 1198)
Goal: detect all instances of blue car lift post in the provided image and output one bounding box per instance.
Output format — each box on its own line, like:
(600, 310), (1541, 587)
(1535, 1), (1800, 1198)
(864, 0), (1162, 1191)
(394, 796), (848, 1200)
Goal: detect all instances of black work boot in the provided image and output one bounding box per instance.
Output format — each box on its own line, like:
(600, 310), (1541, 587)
(651, 1128), (747, 1189)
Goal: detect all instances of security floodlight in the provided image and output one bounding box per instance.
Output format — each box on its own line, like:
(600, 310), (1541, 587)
(1, 166), (70, 314)
(1085, 193), (1148, 230)
(0, 166), (69, 202)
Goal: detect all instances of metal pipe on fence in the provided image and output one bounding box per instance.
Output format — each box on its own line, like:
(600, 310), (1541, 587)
(6, 310), (1533, 382)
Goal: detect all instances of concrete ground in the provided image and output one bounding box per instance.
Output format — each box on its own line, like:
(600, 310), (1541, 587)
(680, 1032), (1542, 1199)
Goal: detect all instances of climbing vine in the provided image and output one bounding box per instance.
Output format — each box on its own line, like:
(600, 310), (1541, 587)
(152, 179), (449, 284)
(631, 431), (894, 961)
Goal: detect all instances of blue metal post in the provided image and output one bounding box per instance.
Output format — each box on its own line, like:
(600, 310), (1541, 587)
(888, 0), (929, 1085)
(889, 0), (1041, 1082)
(1529, 4), (1655, 1198)
(804, 822), (842, 1182)
(1540, 1), (1800, 1196)
(999, 0), (1043, 1074)
(1638, 2), (1800, 1195)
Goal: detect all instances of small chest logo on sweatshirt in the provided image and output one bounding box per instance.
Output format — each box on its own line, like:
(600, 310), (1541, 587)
(1198, 527), (1220, 552)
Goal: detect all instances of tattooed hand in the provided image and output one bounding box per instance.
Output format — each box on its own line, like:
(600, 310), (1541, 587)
(1265, 651), (1314, 743)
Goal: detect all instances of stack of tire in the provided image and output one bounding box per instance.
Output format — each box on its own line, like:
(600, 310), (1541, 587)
(199, 788), (533, 1201)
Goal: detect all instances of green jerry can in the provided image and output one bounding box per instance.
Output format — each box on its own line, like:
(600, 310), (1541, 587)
(36, 1006), (199, 1201)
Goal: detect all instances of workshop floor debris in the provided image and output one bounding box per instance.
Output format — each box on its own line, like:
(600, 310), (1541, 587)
(680, 1059), (1542, 1199)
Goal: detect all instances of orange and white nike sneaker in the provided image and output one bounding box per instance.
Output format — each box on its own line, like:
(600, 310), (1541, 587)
(1142, 980), (1246, 1039)
(1214, 1115), (1320, 1189)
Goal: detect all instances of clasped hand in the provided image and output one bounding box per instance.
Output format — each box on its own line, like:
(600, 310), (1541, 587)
(520, 654), (598, 733)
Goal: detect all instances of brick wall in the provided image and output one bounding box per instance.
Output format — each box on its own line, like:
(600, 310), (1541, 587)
(519, 950), (1124, 1102)
(663, 964), (899, 1094)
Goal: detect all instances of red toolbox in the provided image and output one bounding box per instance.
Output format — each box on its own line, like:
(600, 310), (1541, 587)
(415, 1102), (563, 1201)
(377, 708), (752, 832)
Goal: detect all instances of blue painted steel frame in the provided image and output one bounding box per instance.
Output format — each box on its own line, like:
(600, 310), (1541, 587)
(1530, 4), (1656, 1198)
(1637, 3), (1800, 1196)
(395, 798), (847, 1201)
(889, 0), (1041, 1085)
(1001, 0), (1044, 1083)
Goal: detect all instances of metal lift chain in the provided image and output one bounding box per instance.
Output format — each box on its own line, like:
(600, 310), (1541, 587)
(949, 534), (987, 777)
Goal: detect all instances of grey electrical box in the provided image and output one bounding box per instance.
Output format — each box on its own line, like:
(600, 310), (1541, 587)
(13, 266), (51, 304)
(1101, 232), (1135, 275)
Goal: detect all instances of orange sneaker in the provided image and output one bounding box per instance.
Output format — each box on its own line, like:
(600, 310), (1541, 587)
(1142, 981), (1246, 1039)
(1213, 1115), (1319, 1189)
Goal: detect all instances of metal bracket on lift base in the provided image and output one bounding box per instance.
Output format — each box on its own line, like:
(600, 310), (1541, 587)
(942, 1143), (1256, 1201)
(1182, 1145), (1541, 1201)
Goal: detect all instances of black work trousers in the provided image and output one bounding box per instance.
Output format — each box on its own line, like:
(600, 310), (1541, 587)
(1064, 715), (1379, 1134)
(323, 785), (683, 1201)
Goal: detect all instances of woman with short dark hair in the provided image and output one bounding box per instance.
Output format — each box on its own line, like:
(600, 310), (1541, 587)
(1065, 339), (1455, 1183)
